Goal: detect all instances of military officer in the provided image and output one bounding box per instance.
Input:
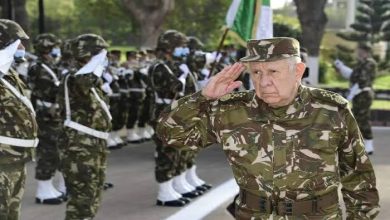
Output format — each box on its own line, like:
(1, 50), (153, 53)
(157, 37), (380, 219)
(28, 33), (64, 204)
(334, 43), (376, 155)
(57, 34), (111, 220)
(0, 19), (38, 220)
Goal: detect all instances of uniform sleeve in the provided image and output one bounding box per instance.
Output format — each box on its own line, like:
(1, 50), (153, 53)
(156, 91), (219, 150)
(338, 107), (380, 219)
(355, 61), (376, 88)
(74, 74), (100, 97)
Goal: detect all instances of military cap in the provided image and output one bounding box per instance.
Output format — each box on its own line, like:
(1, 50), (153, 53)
(357, 42), (372, 52)
(71, 33), (108, 59)
(157, 29), (187, 50)
(0, 19), (29, 49)
(33, 33), (60, 54)
(187, 36), (204, 50)
(110, 49), (121, 56)
(126, 50), (138, 58)
(240, 37), (300, 62)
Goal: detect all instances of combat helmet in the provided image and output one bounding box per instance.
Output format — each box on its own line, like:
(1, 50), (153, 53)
(0, 19), (29, 49)
(71, 33), (108, 60)
(157, 30), (187, 51)
(187, 36), (204, 51)
(33, 33), (61, 54)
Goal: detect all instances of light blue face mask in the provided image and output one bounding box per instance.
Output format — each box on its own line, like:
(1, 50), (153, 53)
(173, 47), (190, 57)
(14, 49), (26, 59)
(51, 47), (61, 58)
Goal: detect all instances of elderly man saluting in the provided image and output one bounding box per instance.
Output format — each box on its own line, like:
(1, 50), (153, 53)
(156, 37), (379, 219)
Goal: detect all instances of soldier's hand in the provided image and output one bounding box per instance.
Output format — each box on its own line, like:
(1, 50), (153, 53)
(201, 62), (245, 100)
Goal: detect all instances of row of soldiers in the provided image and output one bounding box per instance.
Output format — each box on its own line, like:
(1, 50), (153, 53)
(1, 18), (232, 220)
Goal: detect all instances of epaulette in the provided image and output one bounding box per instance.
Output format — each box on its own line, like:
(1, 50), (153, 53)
(218, 90), (253, 103)
(309, 88), (348, 108)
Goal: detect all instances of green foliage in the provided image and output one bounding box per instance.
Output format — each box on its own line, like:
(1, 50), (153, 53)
(337, 0), (390, 43)
(163, 0), (231, 50)
(26, 0), (135, 46)
(273, 18), (301, 40)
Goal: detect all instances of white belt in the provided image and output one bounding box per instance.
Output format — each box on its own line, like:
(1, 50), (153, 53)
(36, 99), (59, 108)
(362, 87), (372, 91)
(108, 93), (121, 98)
(120, 89), (130, 93)
(64, 120), (109, 140)
(0, 135), (39, 148)
(155, 97), (174, 104)
(129, 88), (145, 92)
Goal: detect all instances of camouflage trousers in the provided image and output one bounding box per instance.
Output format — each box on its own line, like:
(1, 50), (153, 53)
(0, 162), (26, 220)
(59, 129), (108, 220)
(110, 96), (128, 131)
(175, 151), (197, 176)
(352, 91), (373, 140)
(153, 104), (197, 182)
(35, 117), (61, 180)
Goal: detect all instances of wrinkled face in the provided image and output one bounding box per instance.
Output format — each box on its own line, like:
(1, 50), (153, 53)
(248, 58), (305, 108)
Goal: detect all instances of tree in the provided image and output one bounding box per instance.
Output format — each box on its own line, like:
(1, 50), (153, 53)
(293, 0), (328, 85)
(164, 0), (230, 49)
(337, 0), (390, 44)
(121, 0), (174, 48)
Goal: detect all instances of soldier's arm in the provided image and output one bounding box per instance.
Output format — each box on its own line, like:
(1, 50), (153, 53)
(156, 91), (218, 150)
(356, 61), (376, 88)
(338, 107), (380, 219)
(74, 74), (100, 97)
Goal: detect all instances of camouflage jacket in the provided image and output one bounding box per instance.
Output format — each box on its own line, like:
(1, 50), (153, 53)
(58, 72), (111, 133)
(350, 57), (376, 89)
(157, 85), (379, 219)
(28, 58), (61, 103)
(149, 60), (183, 102)
(0, 69), (38, 164)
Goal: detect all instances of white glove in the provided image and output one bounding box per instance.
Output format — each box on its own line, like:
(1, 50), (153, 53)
(101, 82), (113, 95)
(334, 59), (353, 79)
(179, 64), (190, 76)
(139, 67), (148, 76)
(347, 83), (362, 101)
(102, 72), (113, 83)
(200, 68), (210, 78)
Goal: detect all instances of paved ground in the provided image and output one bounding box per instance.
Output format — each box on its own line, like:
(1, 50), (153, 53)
(19, 127), (389, 220)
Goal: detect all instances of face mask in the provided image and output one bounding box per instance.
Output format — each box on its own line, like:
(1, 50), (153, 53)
(173, 47), (190, 57)
(14, 49), (26, 59)
(51, 47), (61, 58)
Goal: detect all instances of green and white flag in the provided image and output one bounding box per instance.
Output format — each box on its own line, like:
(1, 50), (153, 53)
(225, 0), (273, 45)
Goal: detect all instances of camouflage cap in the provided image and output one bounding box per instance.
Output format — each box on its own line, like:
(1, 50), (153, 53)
(33, 33), (60, 53)
(240, 37), (300, 62)
(0, 19), (29, 48)
(357, 42), (372, 52)
(187, 36), (204, 50)
(157, 30), (188, 50)
(71, 33), (108, 59)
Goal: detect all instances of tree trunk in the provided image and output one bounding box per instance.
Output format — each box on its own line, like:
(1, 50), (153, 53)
(121, 0), (175, 48)
(14, 0), (29, 34)
(294, 0), (328, 85)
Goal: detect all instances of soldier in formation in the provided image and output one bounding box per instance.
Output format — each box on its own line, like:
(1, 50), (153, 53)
(0, 19), (38, 220)
(334, 43), (377, 155)
(156, 37), (379, 219)
(57, 34), (112, 220)
(27, 33), (65, 204)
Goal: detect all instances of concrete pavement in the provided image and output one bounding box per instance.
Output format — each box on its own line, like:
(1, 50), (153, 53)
(19, 127), (389, 220)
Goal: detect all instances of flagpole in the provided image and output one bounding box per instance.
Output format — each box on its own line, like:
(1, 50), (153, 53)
(210, 27), (230, 76)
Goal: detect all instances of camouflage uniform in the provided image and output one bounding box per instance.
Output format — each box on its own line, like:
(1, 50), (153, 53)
(157, 38), (379, 219)
(57, 34), (111, 220)
(28, 33), (62, 181)
(0, 19), (38, 220)
(350, 56), (376, 140)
